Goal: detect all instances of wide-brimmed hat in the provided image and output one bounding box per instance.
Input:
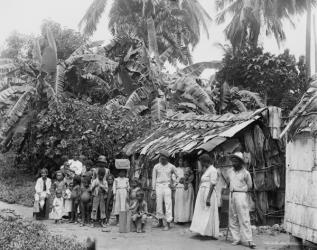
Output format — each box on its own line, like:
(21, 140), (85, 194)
(159, 150), (169, 158)
(230, 152), (245, 163)
(97, 155), (107, 163)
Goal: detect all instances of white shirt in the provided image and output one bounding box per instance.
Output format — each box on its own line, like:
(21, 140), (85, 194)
(35, 177), (52, 195)
(228, 168), (252, 192)
(67, 159), (83, 175)
(152, 162), (177, 188)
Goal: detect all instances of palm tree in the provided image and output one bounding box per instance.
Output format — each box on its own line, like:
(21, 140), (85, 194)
(79, 0), (212, 65)
(216, 0), (316, 51)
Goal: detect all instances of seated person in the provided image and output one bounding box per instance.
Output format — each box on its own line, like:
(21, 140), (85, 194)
(130, 190), (148, 233)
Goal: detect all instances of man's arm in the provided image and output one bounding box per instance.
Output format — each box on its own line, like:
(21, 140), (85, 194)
(152, 165), (157, 190)
(245, 171), (253, 190)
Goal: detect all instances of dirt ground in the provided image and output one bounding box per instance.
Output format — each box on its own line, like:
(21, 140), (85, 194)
(0, 201), (301, 250)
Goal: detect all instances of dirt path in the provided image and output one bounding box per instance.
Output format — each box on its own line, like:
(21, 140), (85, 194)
(0, 201), (300, 250)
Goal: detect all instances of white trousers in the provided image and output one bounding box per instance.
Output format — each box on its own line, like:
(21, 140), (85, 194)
(229, 192), (253, 242)
(155, 183), (173, 223)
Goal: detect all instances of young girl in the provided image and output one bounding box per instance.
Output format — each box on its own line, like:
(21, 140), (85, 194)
(91, 167), (108, 227)
(129, 178), (141, 206)
(113, 169), (129, 224)
(33, 168), (51, 220)
(50, 189), (64, 223)
(53, 171), (66, 192)
(105, 174), (115, 225)
(63, 182), (72, 219)
(70, 176), (81, 223)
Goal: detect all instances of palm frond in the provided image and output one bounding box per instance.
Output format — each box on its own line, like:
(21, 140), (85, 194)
(125, 86), (152, 108)
(0, 58), (13, 65)
(0, 86), (30, 103)
(55, 63), (66, 97)
(151, 97), (166, 121)
(181, 61), (222, 76)
(238, 89), (265, 107)
(0, 63), (18, 76)
(81, 54), (119, 72)
(232, 99), (248, 112)
(82, 73), (111, 90)
(2, 87), (35, 134)
(159, 46), (173, 65)
(79, 0), (108, 37)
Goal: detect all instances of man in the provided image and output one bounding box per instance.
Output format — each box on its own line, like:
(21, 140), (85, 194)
(92, 155), (110, 180)
(228, 152), (256, 249)
(152, 150), (178, 230)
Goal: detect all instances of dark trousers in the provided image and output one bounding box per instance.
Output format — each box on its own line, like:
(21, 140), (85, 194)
(81, 202), (90, 224)
(71, 199), (80, 222)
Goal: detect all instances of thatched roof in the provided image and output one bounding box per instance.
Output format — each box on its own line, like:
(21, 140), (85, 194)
(281, 75), (317, 140)
(123, 108), (267, 160)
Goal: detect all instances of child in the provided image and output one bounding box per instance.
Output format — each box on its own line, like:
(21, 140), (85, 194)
(80, 176), (92, 227)
(53, 171), (66, 192)
(130, 190), (148, 233)
(129, 178), (141, 206)
(91, 167), (108, 227)
(63, 182), (72, 219)
(50, 189), (64, 223)
(33, 168), (51, 220)
(113, 169), (129, 224)
(70, 176), (81, 223)
(105, 174), (115, 225)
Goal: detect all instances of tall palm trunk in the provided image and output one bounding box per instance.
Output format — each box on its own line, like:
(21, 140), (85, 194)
(306, 0), (312, 79)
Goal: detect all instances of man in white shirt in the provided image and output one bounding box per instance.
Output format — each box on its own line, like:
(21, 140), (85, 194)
(228, 152), (256, 249)
(152, 150), (178, 230)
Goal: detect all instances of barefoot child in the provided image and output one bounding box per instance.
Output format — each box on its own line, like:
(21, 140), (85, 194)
(129, 178), (141, 206)
(80, 176), (92, 226)
(113, 169), (129, 224)
(53, 171), (66, 192)
(63, 182), (72, 219)
(130, 190), (148, 233)
(105, 174), (115, 225)
(70, 176), (81, 223)
(33, 168), (51, 220)
(91, 167), (108, 227)
(50, 189), (64, 223)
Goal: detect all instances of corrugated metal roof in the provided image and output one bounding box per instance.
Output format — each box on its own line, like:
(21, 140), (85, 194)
(123, 109), (265, 159)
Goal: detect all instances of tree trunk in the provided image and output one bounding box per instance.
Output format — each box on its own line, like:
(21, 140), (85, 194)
(306, 0), (312, 79)
(314, 14), (317, 73)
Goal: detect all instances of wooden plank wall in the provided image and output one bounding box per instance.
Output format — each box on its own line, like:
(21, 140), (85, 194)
(285, 133), (317, 243)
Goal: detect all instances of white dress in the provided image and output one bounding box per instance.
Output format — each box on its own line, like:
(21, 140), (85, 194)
(190, 165), (219, 237)
(50, 197), (64, 220)
(174, 167), (194, 223)
(113, 177), (129, 215)
(63, 189), (72, 215)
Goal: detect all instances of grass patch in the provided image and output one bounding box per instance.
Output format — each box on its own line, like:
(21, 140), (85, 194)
(0, 153), (35, 207)
(0, 212), (85, 250)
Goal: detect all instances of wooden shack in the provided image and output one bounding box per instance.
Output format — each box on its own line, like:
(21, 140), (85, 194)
(123, 107), (284, 226)
(281, 81), (317, 245)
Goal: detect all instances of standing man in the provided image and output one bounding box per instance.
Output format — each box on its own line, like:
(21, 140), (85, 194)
(228, 152), (256, 249)
(92, 155), (110, 180)
(152, 150), (178, 230)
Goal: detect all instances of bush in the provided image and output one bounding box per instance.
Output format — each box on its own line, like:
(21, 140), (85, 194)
(0, 153), (35, 207)
(0, 218), (85, 250)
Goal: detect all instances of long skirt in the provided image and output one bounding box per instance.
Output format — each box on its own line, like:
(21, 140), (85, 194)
(113, 189), (128, 215)
(174, 184), (194, 223)
(190, 186), (219, 237)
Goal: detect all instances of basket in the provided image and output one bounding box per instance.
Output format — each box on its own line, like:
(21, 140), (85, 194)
(115, 159), (130, 169)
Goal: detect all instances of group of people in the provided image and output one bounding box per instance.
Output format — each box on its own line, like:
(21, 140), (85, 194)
(33, 149), (256, 248)
(152, 150), (256, 249)
(33, 154), (149, 232)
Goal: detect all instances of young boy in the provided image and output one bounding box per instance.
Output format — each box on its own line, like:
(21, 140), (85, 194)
(80, 176), (91, 226)
(91, 167), (108, 227)
(70, 175), (81, 223)
(130, 190), (148, 233)
(33, 168), (51, 220)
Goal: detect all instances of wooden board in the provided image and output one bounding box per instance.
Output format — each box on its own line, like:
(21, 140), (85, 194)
(285, 134), (317, 244)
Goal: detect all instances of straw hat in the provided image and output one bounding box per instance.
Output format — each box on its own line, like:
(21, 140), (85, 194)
(97, 155), (107, 163)
(230, 152), (245, 163)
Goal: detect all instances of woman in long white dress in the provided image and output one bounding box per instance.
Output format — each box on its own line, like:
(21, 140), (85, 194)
(190, 154), (219, 238)
(174, 158), (194, 223)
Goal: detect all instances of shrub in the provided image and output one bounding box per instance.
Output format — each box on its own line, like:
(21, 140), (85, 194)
(0, 219), (85, 250)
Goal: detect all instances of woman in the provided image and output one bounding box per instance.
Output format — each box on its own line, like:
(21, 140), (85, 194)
(190, 154), (219, 238)
(174, 157), (194, 223)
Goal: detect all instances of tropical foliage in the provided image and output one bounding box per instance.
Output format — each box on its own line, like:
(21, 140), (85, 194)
(216, 45), (308, 114)
(80, 0), (212, 65)
(216, 0), (316, 50)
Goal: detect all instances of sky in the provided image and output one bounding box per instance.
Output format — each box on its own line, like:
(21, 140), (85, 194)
(0, 0), (313, 67)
